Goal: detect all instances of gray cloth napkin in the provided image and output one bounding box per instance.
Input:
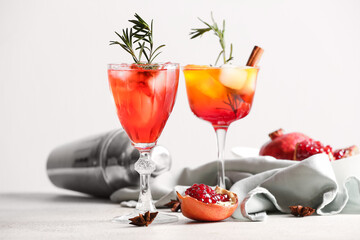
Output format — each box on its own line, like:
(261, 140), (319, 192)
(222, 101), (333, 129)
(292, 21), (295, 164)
(110, 153), (360, 221)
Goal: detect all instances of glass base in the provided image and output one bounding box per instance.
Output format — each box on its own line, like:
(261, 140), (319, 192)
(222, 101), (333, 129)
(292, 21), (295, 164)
(112, 210), (178, 224)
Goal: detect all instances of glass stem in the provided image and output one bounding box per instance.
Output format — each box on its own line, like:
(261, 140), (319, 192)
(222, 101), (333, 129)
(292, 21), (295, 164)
(134, 149), (156, 212)
(215, 127), (228, 189)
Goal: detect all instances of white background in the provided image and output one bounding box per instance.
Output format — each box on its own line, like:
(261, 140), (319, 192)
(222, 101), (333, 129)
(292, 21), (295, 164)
(0, 0), (359, 193)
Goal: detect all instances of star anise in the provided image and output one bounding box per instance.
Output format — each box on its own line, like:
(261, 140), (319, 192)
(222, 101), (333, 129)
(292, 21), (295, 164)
(129, 211), (158, 227)
(289, 205), (315, 217)
(164, 199), (181, 212)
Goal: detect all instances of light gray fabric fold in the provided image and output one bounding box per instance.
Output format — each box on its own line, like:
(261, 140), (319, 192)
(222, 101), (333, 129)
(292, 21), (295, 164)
(110, 153), (360, 221)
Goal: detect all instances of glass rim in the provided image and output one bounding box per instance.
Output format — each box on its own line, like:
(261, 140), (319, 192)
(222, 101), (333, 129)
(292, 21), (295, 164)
(108, 62), (179, 70)
(182, 64), (260, 70)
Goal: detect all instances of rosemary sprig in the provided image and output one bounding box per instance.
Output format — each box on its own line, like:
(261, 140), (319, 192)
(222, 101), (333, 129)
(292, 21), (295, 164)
(190, 12), (233, 66)
(110, 13), (165, 64)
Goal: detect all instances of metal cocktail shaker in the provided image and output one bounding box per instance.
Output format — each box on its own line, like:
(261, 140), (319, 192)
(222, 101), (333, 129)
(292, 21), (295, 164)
(47, 129), (171, 198)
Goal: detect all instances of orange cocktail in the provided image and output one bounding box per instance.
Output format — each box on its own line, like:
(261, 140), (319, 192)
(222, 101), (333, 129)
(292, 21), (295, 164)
(183, 65), (259, 128)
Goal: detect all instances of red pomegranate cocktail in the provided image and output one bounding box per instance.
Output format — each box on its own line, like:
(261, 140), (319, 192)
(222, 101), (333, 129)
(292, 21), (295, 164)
(107, 63), (179, 224)
(108, 63), (179, 146)
(107, 13), (180, 224)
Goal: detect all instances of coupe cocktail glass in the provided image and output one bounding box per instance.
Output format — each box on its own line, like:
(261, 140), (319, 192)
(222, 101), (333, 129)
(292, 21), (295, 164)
(183, 65), (259, 188)
(108, 62), (179, 223)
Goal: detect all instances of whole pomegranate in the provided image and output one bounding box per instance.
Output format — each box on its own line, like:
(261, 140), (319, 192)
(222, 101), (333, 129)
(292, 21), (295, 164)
(259, 129), (311, 160)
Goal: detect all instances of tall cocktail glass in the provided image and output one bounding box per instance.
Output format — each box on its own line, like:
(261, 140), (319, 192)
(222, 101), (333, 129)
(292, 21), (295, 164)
(183, 65), (259, 188)
(108, 62), (179, 223)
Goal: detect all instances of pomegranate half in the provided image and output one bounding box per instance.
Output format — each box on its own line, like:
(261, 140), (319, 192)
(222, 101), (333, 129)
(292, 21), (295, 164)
(177, 185), (238, 222)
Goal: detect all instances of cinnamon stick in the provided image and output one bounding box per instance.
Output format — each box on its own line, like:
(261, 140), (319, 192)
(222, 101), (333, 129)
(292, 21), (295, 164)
(246, 46), (264, 67)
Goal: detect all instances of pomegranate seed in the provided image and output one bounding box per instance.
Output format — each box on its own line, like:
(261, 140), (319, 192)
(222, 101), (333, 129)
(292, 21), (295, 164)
(185, 184), (230, 204)
(333, 145), (359, 160)
(295, 139), (334, 161)
(334, 149), (345, 160)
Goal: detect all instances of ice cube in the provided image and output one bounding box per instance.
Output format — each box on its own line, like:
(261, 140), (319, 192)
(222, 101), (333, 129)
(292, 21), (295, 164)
(109, 69), (132, 82)
(153, 70), (167, 95)
(133, 71), (156, 97)
(239, 68), (258, 94)
(196, 75), (226, 99)
(129, 90), (154, 126)
(184, 68), (226, 99)
(218, 65), (248, 90)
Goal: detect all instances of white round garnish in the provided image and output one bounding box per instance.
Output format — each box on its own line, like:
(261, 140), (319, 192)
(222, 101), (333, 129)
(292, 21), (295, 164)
(219, 65), (248, 90)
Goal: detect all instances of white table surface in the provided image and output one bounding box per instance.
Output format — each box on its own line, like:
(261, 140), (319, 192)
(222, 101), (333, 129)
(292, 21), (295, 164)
(1, 193), (360, 240)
